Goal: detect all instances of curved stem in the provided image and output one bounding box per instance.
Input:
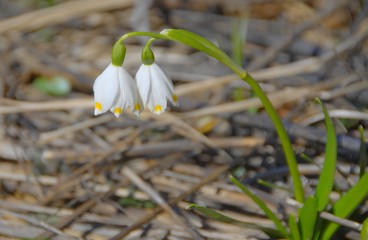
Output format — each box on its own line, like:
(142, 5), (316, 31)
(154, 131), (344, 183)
(243, 73), (305, 203)
(118, 32), (169, 43)
(146, 38), (156, 46)
(119, 30), (305, 203)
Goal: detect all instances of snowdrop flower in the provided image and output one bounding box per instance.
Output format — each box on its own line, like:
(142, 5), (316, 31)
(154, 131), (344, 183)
(93, 64), (143, 117)
(93, 42), (143, 117)
(135, 45), (178, 114)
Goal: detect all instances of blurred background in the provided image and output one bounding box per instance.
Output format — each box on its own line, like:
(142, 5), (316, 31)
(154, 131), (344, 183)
(0, 0), (367, 239)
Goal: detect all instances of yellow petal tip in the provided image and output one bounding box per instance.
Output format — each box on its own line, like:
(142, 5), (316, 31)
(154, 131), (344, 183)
(95, 102), (102, 111)
(154, 105), (163, 113)
(172, 94), (178, 103)
(113, 107), (122, 117)
(135, 103), (141, 111)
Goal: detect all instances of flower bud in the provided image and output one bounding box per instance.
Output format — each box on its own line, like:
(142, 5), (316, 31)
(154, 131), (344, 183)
(141, 45), (155, 65)
(111, 41), (126, 66)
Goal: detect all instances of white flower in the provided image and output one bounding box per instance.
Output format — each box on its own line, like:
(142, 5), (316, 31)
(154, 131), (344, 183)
(93, 63), (143, 117)
(135, 63), (178, 114)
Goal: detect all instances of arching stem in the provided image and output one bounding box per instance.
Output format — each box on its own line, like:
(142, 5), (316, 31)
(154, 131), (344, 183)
(119, 30), (305, 203)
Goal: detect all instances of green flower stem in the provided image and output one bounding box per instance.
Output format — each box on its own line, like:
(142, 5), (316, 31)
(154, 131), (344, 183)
(118, 32), (169, 43)
(146, 38), (156, 46)
(243, 73), (304, 203)
(118, 30), (305, 203)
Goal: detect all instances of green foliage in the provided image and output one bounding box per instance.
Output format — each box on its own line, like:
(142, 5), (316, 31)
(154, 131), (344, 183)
(318, 172), (368, 239)
(188, 99), (366, 239)
(187, 204), (286, 238)
(243, 75), (306, 203)
(231, 87), (246, 102)
(361, 218), (368, 240)
(299, 196), (318, 240)
(288, 214), (301, 240)
(32, 76), (71, 96)
(231, 18), (247, 66)
(314, 98), (337, 212)
(257, 179), (293, 193)
(230, 176), (289, 238)
(231, 165), (246, 178)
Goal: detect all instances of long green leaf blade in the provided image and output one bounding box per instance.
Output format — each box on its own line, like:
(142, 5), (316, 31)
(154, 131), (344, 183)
(231, 17), (247, 66)
(289, 214), (301, 240)
(299, 196), (318, 240)
(188, 204), (285, 238)
(314, 98), (337, 211)
(230, 176), (289, 237)
(319, 173), (368, 240)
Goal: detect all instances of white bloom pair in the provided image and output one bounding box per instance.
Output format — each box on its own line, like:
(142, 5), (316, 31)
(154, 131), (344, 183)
(93, 63), (177, 117)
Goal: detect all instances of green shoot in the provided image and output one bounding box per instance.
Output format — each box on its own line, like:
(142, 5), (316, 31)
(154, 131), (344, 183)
(314, 98), (337, 212)
(318, 173), (368, 239)
(230, 176), (289, 237)
(257, 179), (293, 193)
(299, 196), (318, 240)
(289, 214), (301, 240)
(187, 204), (286, 238)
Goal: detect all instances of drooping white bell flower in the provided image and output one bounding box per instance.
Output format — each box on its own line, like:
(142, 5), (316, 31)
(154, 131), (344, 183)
(134, 43), (177, 114)
(93, 63), (143, 117)
(135, 63), (178, 114)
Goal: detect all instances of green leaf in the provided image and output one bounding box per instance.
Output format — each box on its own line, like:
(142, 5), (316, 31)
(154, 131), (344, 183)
(231, 17), (247, 66)
(230, 176), (289, 237)
(257, 179), (293, 193)
(359, 125), (367, 178)
(160, 29), (245, 77)
(319, 172), (368, 239)
(299, 196), (318, 240)
(289, 214), (301, 240)
(33, 76), (71, 96)
(232, 87), (246, 102)
(188, 204), (285, 238)
(300, 153), (316, 165)
(314, 98), (337, 211)
(361, 218), (368, 240)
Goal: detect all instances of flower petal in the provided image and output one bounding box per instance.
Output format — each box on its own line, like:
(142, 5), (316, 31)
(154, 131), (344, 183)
(109, 67), (143, 117)
(131, 82), (144, 117)
(136, 64), (152, 106)
(151, 63), (177, 107)
(121, 67), (143, 116)
(150, 66), (168, 114)
(93, 64), (119, 115)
